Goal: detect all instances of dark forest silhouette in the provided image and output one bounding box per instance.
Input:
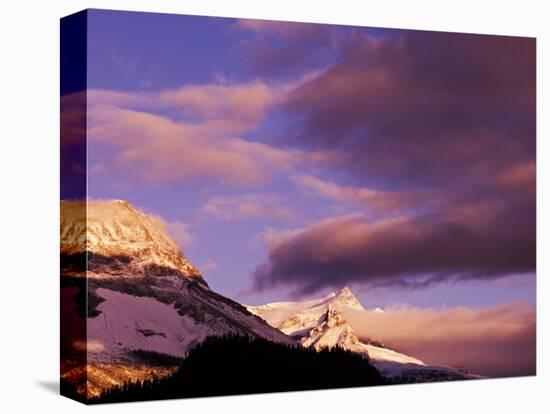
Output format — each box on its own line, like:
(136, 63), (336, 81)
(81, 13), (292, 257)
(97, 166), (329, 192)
(91, 334), (387, 403)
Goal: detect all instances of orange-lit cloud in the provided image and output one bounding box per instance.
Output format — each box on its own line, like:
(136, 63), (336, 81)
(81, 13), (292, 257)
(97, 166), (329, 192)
(293, 174), (426, 212)
(163, 220), (193, 248)
(89, 106), (293, 186)
(343, 302), (536, 377)
(87, 80), (313, 187)
(88, 101), (290, 186)
(200, 193), (295, 221)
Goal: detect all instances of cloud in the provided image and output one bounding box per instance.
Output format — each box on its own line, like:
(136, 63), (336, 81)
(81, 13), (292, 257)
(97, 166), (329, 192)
(282, 30), (535, 189)
(242, 28), (536, 296)
(156, 80), (282, 126)
(164, 220), (193, 248)
(232, 18), (348, 78)
(199, 194), (295, 221)
(87, 77), (335, 187)
(201, 260), (218, 272)
(251, 209), (535, 295)
(493, 160), (536, 194)
(87, 80), (303, 186)
(235, 19), (321, 37)
(60, 92), (87, 199)
(89, 106), (293, 186)
(342, 302), (536, 378)
(293, 174), (427, 212)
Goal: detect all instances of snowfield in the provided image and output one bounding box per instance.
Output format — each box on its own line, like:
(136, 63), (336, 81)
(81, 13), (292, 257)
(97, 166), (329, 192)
(87, 288), (210, 362)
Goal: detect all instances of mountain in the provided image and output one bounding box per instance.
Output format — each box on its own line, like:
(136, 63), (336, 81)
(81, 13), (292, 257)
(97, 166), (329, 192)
(60, 200), (294, 399)
(60, 199), (204, 283)
(247, 287), (478, 383)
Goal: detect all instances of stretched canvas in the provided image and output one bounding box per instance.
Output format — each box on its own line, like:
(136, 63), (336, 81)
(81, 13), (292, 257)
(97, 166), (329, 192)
(60, 9), (536, 404)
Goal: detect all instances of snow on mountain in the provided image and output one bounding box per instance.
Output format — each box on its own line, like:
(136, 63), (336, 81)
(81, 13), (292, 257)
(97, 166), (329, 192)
(60, 199), (295, 397)
(249, 286), (364, 335)
(299, 305), (424, 366)
(248, 287), (477, 383)
(61, 200), (204, 283)
(86, 283), (294, 364)
(300, 305), (365, 351)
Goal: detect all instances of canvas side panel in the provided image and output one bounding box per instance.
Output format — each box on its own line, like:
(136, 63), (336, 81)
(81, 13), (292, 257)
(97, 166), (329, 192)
(60, 9), (88, 403)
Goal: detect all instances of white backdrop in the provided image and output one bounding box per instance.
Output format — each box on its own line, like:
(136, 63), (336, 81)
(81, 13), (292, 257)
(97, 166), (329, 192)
(0, 0), (547, 412)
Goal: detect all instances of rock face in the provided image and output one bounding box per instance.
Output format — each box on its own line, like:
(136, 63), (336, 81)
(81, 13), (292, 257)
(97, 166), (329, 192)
(300, 305), (365, 351)
(248, 287), (478, 383)
(60, 200), (294, 398)
(60, 200), (204, 283)
(302, 303), (376, 355)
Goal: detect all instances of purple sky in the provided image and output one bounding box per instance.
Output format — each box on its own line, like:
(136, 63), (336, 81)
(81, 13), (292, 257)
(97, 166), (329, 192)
(85, 9), (535, 310)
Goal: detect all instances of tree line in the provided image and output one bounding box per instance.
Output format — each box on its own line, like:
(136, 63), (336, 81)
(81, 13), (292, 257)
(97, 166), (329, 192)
(91, 334), (387, 404)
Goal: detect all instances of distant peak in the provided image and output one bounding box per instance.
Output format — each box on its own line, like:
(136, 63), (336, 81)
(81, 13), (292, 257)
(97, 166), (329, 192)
(328, 286), (364, 310)
(335, 286), (353, 296)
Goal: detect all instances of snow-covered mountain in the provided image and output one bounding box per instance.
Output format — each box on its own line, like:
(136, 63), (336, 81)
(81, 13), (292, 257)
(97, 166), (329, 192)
(60, 200), (294, 397)
(248, 287), (478, 383)
(61, 199), (204, 283)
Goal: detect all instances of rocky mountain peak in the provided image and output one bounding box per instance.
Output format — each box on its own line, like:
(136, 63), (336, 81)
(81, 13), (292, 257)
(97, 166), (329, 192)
(329, 286), (364, 311)
(323, 304), (349, 327)
(300, 305), (362, 351)
(248, 288), (480, 383)
(60, 199), (204, 284)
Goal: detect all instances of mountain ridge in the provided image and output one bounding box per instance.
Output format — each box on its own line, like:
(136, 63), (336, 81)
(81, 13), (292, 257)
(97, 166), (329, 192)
(248, 287), (479, 383)
(61, 200), (204, 283)
(60, 199), (295, 398)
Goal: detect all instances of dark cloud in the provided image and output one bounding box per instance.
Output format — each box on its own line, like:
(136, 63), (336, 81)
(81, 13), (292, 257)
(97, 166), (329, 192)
(61, 92), (87, 200)
(252, 200), (535, 295)
(246, 26), (536, 295)
(233, 19), (363, 79)
(282, 30), (535, 189)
